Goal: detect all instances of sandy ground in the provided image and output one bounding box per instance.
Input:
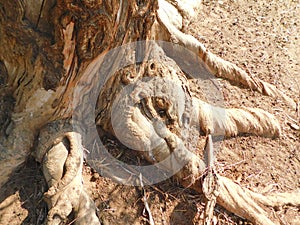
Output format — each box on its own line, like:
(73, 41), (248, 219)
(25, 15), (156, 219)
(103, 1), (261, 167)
(0, 0), (299, 224)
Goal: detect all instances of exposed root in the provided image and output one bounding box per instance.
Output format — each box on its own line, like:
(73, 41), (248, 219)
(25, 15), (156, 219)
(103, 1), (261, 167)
(172, 135), (300, 225)
(215, 176), (277, 225)
(247, 189), (300, 208)
(157, 5), (297, 110)
(100, 57), (292, 224)
(194, 98), (281, 138)
(37, 130), (100, 225)
(44, 133), (82, 198)
(202, 135), (219, 225)
(129, 119), (297, 225)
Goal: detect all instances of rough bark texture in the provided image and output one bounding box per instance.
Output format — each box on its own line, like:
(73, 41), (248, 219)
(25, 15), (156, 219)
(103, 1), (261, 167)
(0, 0), (158, 187)
(0, 1), (299, 225)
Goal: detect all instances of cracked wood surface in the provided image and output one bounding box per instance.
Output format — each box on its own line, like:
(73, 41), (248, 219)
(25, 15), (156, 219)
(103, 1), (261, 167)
(0, 1), (299, 225)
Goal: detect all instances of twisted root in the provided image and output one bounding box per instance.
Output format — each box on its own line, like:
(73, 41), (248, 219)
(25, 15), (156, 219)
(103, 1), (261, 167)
(36, 126), (99, 225)
(194, 98), (281, 138)
(157, 0), (297, 110)
(174, 135), (300, 225)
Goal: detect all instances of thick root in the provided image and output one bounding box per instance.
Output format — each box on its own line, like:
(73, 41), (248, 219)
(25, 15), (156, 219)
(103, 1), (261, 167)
(157, 6), (297, 109)
(215, 176), (300, 225)
(37, 131), (100, 225)
(138, 129), (298, 225)
(100, 127), (300, 224)
(194, 98), (281, 138)
(174, 136), (300, 225)
(215, 176), (277, 225)
(247, 189), (300, 208)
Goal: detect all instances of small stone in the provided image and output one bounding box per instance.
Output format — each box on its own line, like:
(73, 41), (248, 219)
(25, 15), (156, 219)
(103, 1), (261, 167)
(93, 172), (100, 179)
(287, 122), (300, 131)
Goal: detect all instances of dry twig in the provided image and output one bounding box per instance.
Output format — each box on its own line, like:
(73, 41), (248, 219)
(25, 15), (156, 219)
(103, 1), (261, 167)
(140, 173), (155, 225)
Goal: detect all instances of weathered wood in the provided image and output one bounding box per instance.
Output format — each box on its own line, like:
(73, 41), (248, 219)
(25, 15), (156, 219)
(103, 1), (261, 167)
(0, 1), (299, 224)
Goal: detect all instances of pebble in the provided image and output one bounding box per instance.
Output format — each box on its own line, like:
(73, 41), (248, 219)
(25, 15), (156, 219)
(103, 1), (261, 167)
(93, 172), (100, 179)
(287, 122), (300, 131)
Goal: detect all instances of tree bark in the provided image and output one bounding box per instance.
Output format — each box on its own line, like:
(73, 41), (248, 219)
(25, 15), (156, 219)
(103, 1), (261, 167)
(0, 0), (158, 185)
(0, 1), (299, 225)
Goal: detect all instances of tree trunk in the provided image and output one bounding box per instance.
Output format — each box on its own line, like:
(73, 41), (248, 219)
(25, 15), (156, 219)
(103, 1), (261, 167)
(0, 1), (299, 225)
(0, 0), (158, 185)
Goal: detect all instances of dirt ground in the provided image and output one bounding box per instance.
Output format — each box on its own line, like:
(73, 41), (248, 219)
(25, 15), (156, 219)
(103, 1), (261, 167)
(0, 0), (299, 224)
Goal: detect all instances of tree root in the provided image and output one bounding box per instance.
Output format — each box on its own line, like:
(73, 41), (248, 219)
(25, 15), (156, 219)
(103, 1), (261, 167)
(157, 3), (297, 110)
(36, 2), (297, 225)
(215, 176), (300, 225)
(202, 135), (219, 225)
(100, 58), (292, 224)
(174, 135), (300, 225)
(152, 3), (299, 223)
(194, 98), (281, 138)
(37, 130), (99, 225)
(136, 116), (297, 224)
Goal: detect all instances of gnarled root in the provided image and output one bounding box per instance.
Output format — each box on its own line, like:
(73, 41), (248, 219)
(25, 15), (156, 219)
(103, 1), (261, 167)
(36, 130), (100, 225)
(157, 2), (297, 110)
(175, 135), (300, 225)
(194, 98), (281, 138)
(104, 71), (292, 224)
(215, 176), (300, 225)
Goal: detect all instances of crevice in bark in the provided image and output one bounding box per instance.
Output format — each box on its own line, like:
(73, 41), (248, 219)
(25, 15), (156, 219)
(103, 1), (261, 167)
(0, 1), (299, 225)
